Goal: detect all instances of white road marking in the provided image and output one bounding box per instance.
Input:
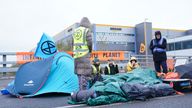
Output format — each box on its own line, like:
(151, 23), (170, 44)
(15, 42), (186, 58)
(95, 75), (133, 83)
(56, 104), (86, 108)
(56, 94), (185, 108)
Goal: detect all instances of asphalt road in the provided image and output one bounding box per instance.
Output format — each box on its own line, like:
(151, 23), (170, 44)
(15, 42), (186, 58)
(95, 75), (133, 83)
(0, 79), (12, 89)
(1, 79), (192, 108)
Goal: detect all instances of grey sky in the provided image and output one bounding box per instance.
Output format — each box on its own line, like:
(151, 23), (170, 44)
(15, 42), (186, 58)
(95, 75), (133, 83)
(0, 0), (192, 52)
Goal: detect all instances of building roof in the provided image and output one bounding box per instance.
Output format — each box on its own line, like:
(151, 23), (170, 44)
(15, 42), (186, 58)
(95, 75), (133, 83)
(96, 23), (186, 32)
(152, 27), (186, 32)
(96, 24), (134, 28)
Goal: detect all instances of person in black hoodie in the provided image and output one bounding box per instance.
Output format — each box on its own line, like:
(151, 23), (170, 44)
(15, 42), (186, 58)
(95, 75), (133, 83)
(150, 31), (168, 74)
(104, 59), (119, 75)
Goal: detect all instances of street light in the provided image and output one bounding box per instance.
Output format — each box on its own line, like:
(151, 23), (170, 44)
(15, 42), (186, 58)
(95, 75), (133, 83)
(144, 18), (148, 67)
(144, 18), (148, 56)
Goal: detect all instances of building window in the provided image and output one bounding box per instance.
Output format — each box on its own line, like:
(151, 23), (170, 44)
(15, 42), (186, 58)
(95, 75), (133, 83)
(182, 40), (192, 49)
(124, 34), (135, 36)
(175, 42), (182, 50)
(67, 28), (73, 32)
(168, 43), (174, 51)
(110, 27), (122, 31)
(96, 32), (135, 37)
(127, 42), (135, 50)
(118, 33), (123, 36)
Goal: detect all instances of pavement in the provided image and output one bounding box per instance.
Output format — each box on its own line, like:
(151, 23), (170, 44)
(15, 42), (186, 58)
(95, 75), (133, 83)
(1, 79), (192, 108)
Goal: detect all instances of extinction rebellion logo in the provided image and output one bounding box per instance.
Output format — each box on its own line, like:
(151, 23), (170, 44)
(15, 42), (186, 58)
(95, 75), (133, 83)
(41, 41), (57, 55)
(24, 80), (34, 86)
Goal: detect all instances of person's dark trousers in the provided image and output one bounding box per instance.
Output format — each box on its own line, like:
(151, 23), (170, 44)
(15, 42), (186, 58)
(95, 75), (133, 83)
(154, 60), (168, 74)
(90, 74), (103, 87)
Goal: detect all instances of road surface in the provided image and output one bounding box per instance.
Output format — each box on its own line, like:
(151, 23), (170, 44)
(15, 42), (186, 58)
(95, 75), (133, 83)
(1, 79), (192, 108)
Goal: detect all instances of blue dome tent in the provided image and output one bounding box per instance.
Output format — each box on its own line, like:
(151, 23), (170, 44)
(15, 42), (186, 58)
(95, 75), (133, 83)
(6, 52), (79, 97)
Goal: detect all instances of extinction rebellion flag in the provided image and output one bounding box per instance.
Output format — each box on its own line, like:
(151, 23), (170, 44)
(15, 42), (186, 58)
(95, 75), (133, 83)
(34, 33), (57, 58)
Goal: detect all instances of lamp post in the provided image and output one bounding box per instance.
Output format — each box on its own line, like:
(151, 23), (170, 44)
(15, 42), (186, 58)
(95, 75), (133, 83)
(144, 18), (148, 56)
(144, 18), (148, 67)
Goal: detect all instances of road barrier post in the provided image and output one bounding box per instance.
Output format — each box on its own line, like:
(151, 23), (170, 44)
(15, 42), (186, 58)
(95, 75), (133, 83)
(3, 55), (7, 76)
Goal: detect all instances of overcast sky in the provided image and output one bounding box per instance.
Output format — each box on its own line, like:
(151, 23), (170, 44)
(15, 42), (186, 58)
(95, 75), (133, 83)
(0, 0), (192, 52)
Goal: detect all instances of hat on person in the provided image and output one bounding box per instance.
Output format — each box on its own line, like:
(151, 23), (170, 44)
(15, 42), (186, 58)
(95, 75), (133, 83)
(155, 31), (161, 36)
(93, 57), (99, 63)
(108, 58), (113, 62)
(130, 57), (137, 62)
(79, 17), (91, 29)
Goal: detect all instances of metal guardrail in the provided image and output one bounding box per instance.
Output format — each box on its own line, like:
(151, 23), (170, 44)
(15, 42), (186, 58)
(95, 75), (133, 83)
(0, 52), (36, 76)
(0, 52), (16, 76)
(0, 61), (17, 65)
(0, 67), (19, 73)
(127, 55), (192, 70)
(0, 52), (192, 75)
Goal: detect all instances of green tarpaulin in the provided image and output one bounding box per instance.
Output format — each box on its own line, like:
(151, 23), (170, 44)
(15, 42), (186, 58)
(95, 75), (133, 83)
(69, 68), (174, 106)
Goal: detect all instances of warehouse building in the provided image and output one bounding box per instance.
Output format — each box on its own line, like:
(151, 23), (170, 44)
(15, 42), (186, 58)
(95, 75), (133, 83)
(53, 22), (192, 56)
